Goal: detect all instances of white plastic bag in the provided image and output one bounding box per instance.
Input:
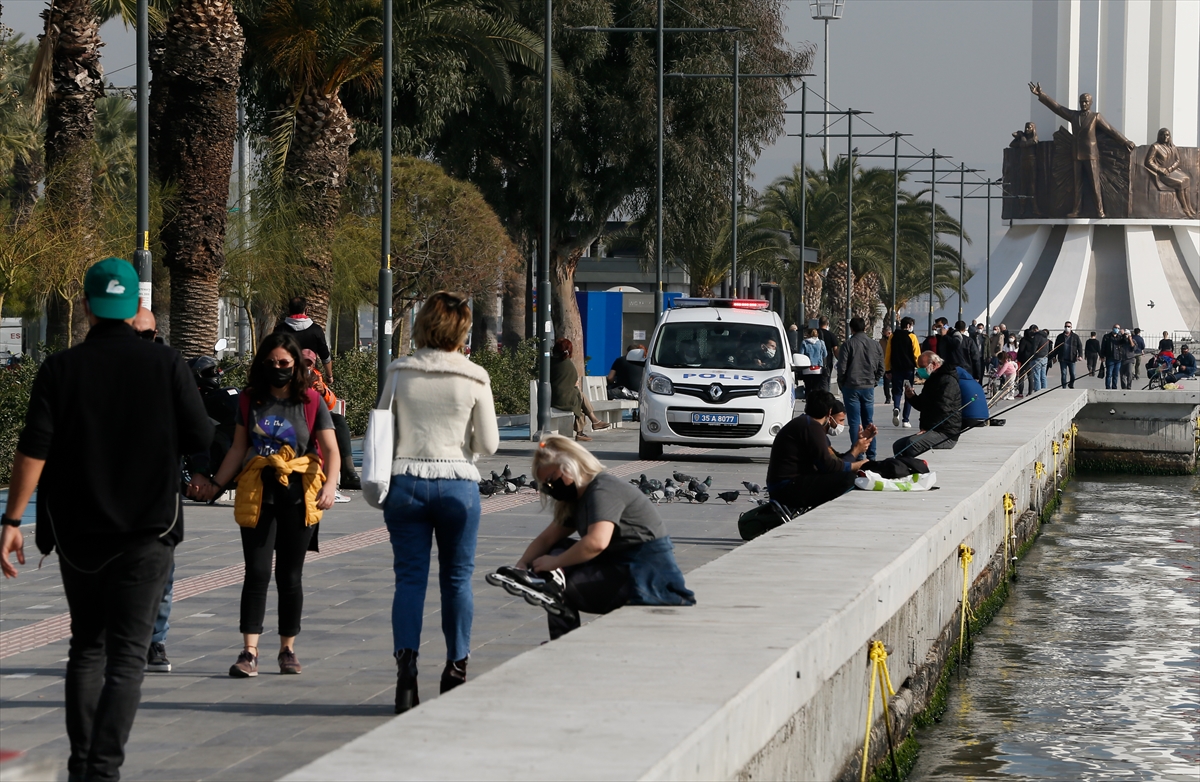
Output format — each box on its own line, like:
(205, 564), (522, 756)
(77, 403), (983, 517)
(854, 470), (937, 492)
(361, 370), (397, 508)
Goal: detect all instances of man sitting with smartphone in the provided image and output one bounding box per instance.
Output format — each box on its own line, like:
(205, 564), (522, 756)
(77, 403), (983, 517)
(893, 351), (962, 457)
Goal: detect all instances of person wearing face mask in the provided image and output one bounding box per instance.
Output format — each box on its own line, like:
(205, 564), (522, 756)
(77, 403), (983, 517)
(798, 328), (828, 395)
(764, 390), (873, 514)
(1085, 331), (1101, 377)
(894, 351), (962, 457)
(300, 349), (359, 495)
(1053, 322), (1084, 389)
(754, 337), (782, 369)
(1099, 324), (1133, 389)
(490, 435), (693, 641)
(189, 331), (340, 680)
(836, 317), (884, 462)
(885, 317), (920, 429)
(988, 325), (1004, 368)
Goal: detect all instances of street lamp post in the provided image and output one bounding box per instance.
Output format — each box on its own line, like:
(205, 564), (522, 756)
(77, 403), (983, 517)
(377, 0), (393, 391)
(537, 0), (553, 436)
(809, 0), (845, 166)
(134, 0), (150, 307)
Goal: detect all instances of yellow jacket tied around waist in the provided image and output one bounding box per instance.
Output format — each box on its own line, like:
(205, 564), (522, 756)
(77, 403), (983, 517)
(234, 445), (326, 528)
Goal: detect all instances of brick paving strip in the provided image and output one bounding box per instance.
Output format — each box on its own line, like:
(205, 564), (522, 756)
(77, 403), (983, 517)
(0, 449), (707, 660)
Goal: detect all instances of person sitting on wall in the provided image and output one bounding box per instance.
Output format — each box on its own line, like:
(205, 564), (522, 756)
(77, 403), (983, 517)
(1176, 345), (1196, 378)
(551, 338), (611, 442)
(955, 365), (990, 428)
(893, 351), (962, 457)
(607, 344), (645, 400)
(765, 390), (874, 513)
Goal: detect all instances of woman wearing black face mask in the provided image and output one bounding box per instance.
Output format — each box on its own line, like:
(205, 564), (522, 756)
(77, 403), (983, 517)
(189, 331), (339, 678)
(488, 435), (694, 640)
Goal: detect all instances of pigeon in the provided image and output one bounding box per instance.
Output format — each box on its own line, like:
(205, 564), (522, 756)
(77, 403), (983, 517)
(528, 479), (539, 492)
(678, 488), (696, 502)
(703, 476), (713, 487)
(662, 486), (677, 500)
(647, 477), (663, 491)
(491, 471), (503, 483)
(664, 478), (677, 488)
(673, 471), (698, 484)
(688, 480), (706, 495)
(478, 482), (498, 496)
(649, 490), (665, 503)
(501, 464), (512, 481)
(511, 474), (529, 488)
(637, 475), (656, 495)
(694, 491), (710, 503)
(504, 482), (518, 494)
(717, 490), (740, 504)
(742, 481), (761, 496)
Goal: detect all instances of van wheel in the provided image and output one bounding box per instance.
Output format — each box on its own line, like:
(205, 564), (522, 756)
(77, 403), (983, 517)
(638, 434), (663, 460)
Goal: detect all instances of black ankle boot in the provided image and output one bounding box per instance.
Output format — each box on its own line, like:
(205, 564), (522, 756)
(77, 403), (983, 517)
(395, 649), (419, 714)
(440, 657), (468, 694)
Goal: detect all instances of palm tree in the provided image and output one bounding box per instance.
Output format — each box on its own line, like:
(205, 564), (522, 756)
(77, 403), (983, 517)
(760, 159), (968, 337)
(242, 0), (543, 326)
(149, 0), (244, 357)
(0, 35), (44, 224)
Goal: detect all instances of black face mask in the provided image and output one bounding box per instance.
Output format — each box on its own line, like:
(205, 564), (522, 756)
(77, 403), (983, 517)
(269, 367), (294, 389)
(543, 477), (577, 502)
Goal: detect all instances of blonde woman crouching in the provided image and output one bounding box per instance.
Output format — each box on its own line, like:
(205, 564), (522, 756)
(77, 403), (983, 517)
(487, 435), (694, 639)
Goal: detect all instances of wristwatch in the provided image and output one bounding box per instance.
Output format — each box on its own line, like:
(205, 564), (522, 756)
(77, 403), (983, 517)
(1, 515), (22, 528)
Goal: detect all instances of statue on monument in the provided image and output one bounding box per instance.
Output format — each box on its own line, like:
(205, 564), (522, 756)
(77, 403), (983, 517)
(1143, 128), (1197, 218)
(1009, 121), (1040, 217)
(1028, 82), (1135, 218)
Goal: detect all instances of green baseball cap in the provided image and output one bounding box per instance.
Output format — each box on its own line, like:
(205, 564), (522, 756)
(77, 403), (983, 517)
(84, 257), (140, 320)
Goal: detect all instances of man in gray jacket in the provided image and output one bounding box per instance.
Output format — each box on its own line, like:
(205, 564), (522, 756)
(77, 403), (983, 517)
(836, 317), (885, 461)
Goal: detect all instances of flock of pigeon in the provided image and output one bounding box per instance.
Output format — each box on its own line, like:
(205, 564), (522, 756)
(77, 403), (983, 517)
(478, 465), (763, 505)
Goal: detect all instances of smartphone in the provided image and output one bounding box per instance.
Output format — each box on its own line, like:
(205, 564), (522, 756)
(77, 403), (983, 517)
(903, 380), (913, 390)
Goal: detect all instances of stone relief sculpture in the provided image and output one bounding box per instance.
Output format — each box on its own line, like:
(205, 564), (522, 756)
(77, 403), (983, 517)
(1028, 83), (1135, 218)
(1143, 128), (1197, 218)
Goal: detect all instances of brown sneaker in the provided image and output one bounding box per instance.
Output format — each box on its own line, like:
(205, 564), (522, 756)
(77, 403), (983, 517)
(278, 648), (302, 675)
(575, 433), (592, 442)
(592, 421), (611, 431)
(229, 649), (258, 678)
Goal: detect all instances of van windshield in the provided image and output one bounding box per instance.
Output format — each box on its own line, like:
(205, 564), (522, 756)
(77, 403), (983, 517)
(652, 323), (785, 370)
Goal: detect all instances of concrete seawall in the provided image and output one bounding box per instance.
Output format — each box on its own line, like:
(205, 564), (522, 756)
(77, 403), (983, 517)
(285, 390), (1193, 781)
(1074, 389), (1200, 473)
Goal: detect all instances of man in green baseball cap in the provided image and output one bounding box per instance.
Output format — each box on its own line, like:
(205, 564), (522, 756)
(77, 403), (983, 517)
(83, 256), (141, 321)
(1, 255), (213, 781)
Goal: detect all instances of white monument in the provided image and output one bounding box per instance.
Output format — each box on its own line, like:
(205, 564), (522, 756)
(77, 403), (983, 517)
(938, 0), (1199, 338)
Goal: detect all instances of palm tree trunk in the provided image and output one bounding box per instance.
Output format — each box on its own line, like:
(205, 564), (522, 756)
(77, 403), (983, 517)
(852, 271), (881, 331)
(284, 86), (356, 328)
(501, 252), (526, 351)
(825, 260), (853, 339)
(803, 269), (822, 322)
(152, 0), (243, 358)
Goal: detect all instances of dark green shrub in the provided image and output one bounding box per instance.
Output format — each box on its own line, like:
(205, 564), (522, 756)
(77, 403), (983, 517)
(470, 339), (538, 416)
(0, 359), (41, 485)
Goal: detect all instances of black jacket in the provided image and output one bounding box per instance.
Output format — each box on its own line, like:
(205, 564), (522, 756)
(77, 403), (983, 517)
(1054, 331), (1084, 362)
(1017, 330), (1050, 364)
(20, 321), (213, 566)
(274, 318), (332, 364)
(766, 414), (846, 488)
(909, 363), (962, 440)
(1100, 331), (1134, 362)
(1085, 337), (1101, 357)
(936, 330), (968, 368)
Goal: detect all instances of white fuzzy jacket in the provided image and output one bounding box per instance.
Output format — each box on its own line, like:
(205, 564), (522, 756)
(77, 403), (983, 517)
(385, 349), (499, 481)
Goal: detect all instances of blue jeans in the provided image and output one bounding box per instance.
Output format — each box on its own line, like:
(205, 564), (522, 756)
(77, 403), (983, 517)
(151, 559), (175, 644)
(889, 370), (914, 423)
(1030, 358), (1048, 391)
(1105, 359), (1122, 389)
(842, 386), (876, 460)
(384, 474), (481, 661)
(1059, 359), (1076, 388)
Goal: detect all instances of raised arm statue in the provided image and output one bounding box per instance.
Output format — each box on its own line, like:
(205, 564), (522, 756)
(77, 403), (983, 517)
(1028, 82), (1135, 218)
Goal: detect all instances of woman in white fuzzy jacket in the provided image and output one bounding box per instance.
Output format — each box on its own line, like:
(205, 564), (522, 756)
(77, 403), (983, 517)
(383, 292), (498, 714)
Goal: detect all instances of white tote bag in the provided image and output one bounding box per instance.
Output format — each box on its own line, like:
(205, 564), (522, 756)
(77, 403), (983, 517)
(361, 369), (398, 508)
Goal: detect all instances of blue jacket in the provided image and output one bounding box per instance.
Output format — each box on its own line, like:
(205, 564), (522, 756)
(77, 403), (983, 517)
(612, 536), (696, 606)
(956, 366), (990, 422)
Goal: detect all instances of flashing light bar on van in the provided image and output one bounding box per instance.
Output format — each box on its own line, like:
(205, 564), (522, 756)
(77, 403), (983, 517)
(671, 298), (770, 310)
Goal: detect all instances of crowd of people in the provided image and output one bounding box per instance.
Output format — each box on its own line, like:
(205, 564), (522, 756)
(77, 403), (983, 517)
(0, 269), (695, 780)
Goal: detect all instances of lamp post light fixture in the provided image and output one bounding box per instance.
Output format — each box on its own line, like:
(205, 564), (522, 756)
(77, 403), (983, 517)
(809, 0), (845, 167)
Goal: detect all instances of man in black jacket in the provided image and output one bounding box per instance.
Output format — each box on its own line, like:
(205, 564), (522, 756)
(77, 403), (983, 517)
(1053, 321), (1084, 388)
(274, 296), (333, 382)
(1085, 331), (1101, 376)
(817, 317), (839, 391)
(1, 258), (212, 782)
(1100, 325), (1134, 389)
(893, 351), (962, 457)
(766, 390), (873, 512)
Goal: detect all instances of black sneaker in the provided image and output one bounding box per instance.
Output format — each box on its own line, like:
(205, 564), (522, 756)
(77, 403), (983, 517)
(146, 642), (172, 673)
(486, 567), (568, 616)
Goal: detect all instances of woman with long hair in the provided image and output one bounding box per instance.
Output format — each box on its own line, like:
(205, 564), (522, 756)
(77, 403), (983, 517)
(383, 292), (499, 713)
(190, 331), (339, 678)
(550, 338), (610, 441)
(487, 435), (694, 640)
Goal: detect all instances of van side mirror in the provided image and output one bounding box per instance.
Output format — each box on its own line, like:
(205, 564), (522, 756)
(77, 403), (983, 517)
(792, 353), (810, 367)
(627, 348), (646, 365)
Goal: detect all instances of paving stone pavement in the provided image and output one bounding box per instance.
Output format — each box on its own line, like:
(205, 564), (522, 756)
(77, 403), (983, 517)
(0, 386), (1047, 781)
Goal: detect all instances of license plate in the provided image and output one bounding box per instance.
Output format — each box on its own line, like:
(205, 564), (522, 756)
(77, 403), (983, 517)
(691, 413), (739, 426)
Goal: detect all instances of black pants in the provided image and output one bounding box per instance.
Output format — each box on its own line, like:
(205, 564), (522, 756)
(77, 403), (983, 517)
(802, 375), (825, 396)
(547, 545), (633, 640)
(239, 501), (313, 637)
(329, 412), (358, 487)
(893, 430), (956, 457)
(768, 472), (858, 515)
(60, 539), (173, 782)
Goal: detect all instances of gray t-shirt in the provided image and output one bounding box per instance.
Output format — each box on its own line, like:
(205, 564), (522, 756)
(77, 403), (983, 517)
(237, 393), (333, 504)
(569, 472), (667, 552)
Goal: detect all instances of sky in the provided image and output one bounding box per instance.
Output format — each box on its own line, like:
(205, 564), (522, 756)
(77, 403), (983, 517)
(2, 0), (1034, 272)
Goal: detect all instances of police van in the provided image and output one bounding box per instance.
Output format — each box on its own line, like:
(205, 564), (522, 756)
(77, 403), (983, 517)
(633, 298), (810, 459)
